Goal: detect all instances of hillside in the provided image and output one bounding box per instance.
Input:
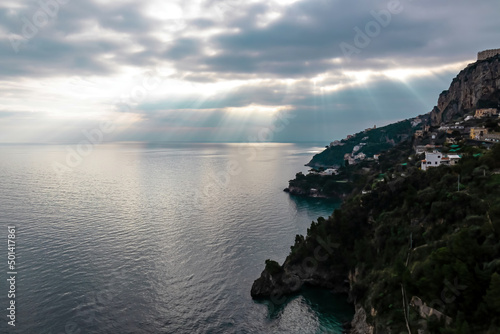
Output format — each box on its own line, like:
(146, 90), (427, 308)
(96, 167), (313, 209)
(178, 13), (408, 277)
(306, 54), (500, 169)
(308, 119), (419, 168)
(252, 55), (500, 333)
(253, 145), (500, 333)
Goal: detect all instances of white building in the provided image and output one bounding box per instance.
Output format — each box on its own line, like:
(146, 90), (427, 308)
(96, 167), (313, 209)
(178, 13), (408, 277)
(421, 151), (461, 171)
(354, 152), (366, 160)
(330, 140), (344, 147)
(321, 168), (339, 176)
(411, 118), (422, 127)
(447, 155), (462, 166)
(421, 151), (443, 170)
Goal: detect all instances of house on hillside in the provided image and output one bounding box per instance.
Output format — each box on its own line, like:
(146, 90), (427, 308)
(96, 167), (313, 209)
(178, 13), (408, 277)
(421, 151), (443, 170)
(330, 140), (344, 147)
(344, 153), (355, 165)
(411, 118), (422, 127)
(415, 144), (440, 154)
(470, 127), (488, 140)
(484, 133), (500, 143)
(447, 154), (462, 166)
(354, 152), (366, 161)
(321, 168), (339, 176)
(445, 137), (460, 145)
(475, 108), (498, 118)
(364, 125), (376, 132)
(421, 151), (461, 171)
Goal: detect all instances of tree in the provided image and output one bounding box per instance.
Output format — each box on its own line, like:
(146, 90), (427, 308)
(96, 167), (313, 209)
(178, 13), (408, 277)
(484, 273), (500, 313)
(265, 259), (283, 276)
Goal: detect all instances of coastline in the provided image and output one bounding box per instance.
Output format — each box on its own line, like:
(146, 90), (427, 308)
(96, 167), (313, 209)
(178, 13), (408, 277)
(251, 54), (500, 333)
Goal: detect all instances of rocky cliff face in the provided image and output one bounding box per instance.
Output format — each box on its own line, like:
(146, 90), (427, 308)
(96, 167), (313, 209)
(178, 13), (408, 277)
(349, 305), (374, 334)
(250, 261), (348, 299)
(430, 55), (500, 125)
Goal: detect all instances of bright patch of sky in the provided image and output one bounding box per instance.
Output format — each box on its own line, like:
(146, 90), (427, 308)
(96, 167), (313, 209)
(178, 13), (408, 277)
(0, 0), (499, 142)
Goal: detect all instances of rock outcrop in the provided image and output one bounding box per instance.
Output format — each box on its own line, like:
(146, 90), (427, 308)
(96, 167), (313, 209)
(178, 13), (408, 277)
(410, 296), (452, 326)
(250, 267), (301, 299)
(251, 261), (348, 299)
(349, 305), (374, 334)
(284, 186), (331, 198)
(430, 55), (500, 126)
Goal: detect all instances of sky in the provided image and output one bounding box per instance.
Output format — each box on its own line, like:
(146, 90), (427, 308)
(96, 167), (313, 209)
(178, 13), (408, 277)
(0, 0), (499, 143)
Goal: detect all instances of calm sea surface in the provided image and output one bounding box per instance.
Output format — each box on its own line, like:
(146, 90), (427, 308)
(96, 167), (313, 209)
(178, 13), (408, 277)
(0, 143), (353, 334)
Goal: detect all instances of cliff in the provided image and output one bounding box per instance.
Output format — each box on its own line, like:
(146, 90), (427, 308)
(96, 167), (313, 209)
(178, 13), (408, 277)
(430, 55), (500, 125)
(252, 57), (500, 333)
(252, 145), (500, 332)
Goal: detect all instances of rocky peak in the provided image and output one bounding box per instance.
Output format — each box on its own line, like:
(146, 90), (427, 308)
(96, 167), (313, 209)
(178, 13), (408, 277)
(430, 54), (500, 126)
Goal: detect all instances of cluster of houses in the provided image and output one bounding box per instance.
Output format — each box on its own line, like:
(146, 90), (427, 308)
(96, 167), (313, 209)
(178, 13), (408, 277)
(475, 108), (499, 118)
(420, 108), (500, 144)
(330, 126), (377, 148)
(320, 108), (498, 176)
(343, 152), (367, 165)
(417, 108), (500, 170)
(470, 127), (500, 142)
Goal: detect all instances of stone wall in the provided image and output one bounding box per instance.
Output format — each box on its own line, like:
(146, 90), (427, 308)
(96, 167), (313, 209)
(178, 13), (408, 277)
(478, 49), (500, 61)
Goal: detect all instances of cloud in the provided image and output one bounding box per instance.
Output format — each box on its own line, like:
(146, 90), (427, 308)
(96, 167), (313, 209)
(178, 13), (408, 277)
(0, 0), (499, 142)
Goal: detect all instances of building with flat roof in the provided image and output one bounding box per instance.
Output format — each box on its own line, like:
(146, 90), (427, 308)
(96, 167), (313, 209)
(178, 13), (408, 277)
(478, 49), (500, 61)
(475, 108), (498, 118)
(421, 151), (461, 171)
(470, 127), (488, 140)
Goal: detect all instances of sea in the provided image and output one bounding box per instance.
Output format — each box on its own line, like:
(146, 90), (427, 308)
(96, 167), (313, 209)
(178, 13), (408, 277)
(0, 142), (354, 334)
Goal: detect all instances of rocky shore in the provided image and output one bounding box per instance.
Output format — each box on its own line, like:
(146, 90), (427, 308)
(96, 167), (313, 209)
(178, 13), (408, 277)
(250, 262), (374, 333)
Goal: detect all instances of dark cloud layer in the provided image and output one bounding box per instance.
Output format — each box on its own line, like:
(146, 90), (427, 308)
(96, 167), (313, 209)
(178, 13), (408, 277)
(1, 0), (499, 142)
(2, 0), (499, 79)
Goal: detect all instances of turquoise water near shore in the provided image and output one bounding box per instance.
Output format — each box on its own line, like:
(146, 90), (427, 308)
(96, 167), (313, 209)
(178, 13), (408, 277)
(0, 142), (353, 334)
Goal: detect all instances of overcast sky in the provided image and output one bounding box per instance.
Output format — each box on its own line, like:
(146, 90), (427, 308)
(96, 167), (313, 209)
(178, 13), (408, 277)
(1, 0), (499, 143)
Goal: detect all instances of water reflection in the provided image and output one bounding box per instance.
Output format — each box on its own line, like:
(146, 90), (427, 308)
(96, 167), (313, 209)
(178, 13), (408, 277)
(287, 195), (340, 217)
(0, 143), (353, 334)
(256, 287), (353, 334)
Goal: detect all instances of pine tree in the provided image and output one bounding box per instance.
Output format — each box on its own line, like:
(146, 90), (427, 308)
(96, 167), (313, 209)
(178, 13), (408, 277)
(484, 273), (500, 313)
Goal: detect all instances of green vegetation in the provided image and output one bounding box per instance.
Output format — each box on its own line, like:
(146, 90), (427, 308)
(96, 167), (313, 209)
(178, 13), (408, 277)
(268, 55), (500, 332)
(287, 139), (416, 198)
(283, 144), (500, 333)
(308, 120), (414, 167)
(288, 171), (358, 197)
(265, 259), (283, 276)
